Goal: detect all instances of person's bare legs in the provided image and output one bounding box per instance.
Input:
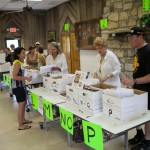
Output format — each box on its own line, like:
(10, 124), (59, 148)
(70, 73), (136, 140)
(18, 101), (26, 128)
(22, 101), (26, 122)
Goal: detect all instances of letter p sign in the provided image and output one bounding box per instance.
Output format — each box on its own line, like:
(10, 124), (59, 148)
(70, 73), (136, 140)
(87, 126), (95, 142)
(82, 120), (103, 150)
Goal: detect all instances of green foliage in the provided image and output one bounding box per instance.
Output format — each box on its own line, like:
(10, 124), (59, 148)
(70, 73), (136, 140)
(138, 14), (150, 27)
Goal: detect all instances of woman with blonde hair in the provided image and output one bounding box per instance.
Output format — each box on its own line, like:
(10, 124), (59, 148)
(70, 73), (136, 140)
(93, 37), (121, 87)
(46, 42), (68, 73)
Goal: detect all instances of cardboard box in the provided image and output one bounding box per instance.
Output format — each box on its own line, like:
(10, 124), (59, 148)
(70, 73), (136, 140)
(103, 89), (148, 122)
(66, 85), (79, 105)
(43, 76), (53, 90)
(78, 107), (102, 117)
(66, 83), (115, 116)
(24, 69), (43, 84)
(43, 74), (74, 94)
(51, 74), (74, 93)
(78, 88), (102, 110)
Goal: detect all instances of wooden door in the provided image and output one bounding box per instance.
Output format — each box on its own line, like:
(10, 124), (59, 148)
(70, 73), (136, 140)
(60, 33), (80, 74)
(70, 33), (80, 73)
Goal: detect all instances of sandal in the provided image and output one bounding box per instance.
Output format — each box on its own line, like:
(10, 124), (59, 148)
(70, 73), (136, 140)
(23, 120), (33, 124)
(18, 125), (31, 130)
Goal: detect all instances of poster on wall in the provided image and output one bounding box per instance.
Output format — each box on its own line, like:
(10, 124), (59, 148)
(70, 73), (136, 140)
(48, 30), (56, 40)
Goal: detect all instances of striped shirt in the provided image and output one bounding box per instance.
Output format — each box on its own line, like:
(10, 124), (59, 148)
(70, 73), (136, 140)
(12, 60), (25, 89)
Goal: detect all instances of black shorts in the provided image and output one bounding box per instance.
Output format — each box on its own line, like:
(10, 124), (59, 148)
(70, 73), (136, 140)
(12, 87), (26, 103)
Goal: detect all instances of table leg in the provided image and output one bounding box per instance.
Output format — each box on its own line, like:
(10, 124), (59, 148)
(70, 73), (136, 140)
(124, 131), (128, 150)
(67, 132), (72, 147)
(0, 75), (2, 91)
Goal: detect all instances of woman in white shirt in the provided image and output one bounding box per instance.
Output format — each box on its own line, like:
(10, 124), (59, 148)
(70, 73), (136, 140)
(93, 37), (121, 87)
(46, 42), (68, 73)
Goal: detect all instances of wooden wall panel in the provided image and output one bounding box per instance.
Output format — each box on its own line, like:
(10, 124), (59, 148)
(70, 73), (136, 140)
(46, 0), (104, 42)
(0, 11), (46, 50)
(0, 0), (104, 49)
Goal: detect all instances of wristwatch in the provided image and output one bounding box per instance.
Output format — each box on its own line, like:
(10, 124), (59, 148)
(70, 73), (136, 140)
(134, 79), (138, 84)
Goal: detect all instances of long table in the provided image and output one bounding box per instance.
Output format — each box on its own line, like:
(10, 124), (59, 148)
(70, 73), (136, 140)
(58, 101), (150, 150)
(29, 87), (66, 105)
(29, 87), (66, 130)
(28, 87), (150, 150)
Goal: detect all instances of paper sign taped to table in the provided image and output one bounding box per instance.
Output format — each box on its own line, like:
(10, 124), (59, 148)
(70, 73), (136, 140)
(82, 120), (103, 150)
(43, 99), (53, 121)
(59, 107), (73, 135)
(30, 93), (38, 110)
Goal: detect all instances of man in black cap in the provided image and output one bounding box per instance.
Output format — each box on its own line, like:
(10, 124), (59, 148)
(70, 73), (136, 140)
(122, 26), (150, 150)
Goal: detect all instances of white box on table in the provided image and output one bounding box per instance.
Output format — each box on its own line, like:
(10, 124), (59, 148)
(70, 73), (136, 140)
(0, 62), (10, 72)
(51, 74), (74, 93)
(66, 84), (79, 105)
(79, 107), (102, 117)
(78, 88), (102, 110)
(78, 84), (115, 111)
(9, 66), (13, 75)
(77, 84), (115, 116)
(103, 89), (148, 122)
(25, 69), (42, 84)
(43, 76), (53, 90)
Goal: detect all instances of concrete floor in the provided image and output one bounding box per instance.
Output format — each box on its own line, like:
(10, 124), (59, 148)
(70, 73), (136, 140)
(0, 87), (137, 150)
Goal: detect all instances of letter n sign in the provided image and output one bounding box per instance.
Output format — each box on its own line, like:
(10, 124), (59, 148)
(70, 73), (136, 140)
(59, 107), (73, 135)
(82, 120), (103, 150)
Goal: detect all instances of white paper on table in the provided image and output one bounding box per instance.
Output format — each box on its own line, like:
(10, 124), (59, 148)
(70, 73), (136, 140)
(103, 88), (134, 98)
(40, 64), (56, 74)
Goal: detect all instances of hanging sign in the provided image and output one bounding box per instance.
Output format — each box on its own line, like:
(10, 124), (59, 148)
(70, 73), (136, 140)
(143, 0), (150, 11)
(43, 99), (54, 121)
(30, 93), (38, 110)
(100, 19), (108, 29)
(82, 120), (103, 150)
(10, 28), (16, 32)
(59, 107), (73, 135)
(64, 23), (70, 31)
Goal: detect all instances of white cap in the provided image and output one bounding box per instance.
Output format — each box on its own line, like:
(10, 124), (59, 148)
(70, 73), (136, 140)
(35, 42), (40, 45)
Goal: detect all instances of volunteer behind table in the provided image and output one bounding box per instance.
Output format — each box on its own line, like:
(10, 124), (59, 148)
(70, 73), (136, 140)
(122, 26), (150, 150)
(26, 46), (38, 67)
(4, 47), (13, 64)
(12, 47), (32, 130)
(37, 45), (46, 69)
(46, 42), (68, 74)
(93, 37), (121, 87)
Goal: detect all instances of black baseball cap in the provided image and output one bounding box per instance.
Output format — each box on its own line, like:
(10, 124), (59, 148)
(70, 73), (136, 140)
(127, 26), (145, 36)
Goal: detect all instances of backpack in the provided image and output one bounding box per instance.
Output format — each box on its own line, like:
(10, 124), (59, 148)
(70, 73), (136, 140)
(73, 120), (84, 143)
